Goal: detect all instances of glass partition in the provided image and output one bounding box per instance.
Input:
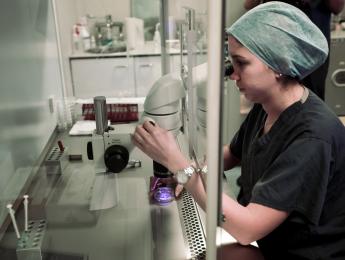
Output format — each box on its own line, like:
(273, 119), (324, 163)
(0, 0), (247, 259)
(0, 0), (63, 235)
(4, 1), (344, 259)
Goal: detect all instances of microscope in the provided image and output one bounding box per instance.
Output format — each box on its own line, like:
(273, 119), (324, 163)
(87, 96), (134, 174)
(86, 79), (185, 209)
(86, 96), (135, 211)
(143, 60), (233, 180)
(141, 61), (224, 178)
(141, 72), (186, 177)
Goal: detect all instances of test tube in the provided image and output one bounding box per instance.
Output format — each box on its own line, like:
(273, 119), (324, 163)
(57, 140), (65, 152)
(23, 195), (29, 231)
(6, 204), (21, 239)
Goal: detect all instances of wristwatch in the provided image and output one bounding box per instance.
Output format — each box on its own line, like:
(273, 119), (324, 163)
(176, 166), (196, 184)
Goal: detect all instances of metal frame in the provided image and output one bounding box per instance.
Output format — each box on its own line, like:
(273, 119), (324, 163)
(206, 0), (226, 259)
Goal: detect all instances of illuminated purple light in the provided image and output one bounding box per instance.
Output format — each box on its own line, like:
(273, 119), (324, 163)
(154, 187), (174, 205)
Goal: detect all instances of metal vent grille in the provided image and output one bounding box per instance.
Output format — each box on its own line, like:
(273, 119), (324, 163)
(177, 191), (206, 260)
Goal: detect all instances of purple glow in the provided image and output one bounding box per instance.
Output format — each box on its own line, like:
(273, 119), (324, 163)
(154, 187), (174, 205)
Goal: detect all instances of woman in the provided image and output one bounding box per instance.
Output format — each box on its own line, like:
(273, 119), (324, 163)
(133, 2), (345, 259)
(243, 0), (345, 100)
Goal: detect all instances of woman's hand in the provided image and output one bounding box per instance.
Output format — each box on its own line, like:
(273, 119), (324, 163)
(132, 121), (190, 173)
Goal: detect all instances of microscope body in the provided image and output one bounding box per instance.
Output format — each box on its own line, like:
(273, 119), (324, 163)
(89, 126), (133, 174)
(87, 96), (133, 174)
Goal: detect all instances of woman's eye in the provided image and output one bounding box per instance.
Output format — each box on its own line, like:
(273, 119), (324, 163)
(235, 60), (247, 66)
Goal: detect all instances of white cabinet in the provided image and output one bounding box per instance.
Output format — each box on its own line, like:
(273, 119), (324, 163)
(134, 56), (162, 97)
(70, 53), (207, 99)
(70, 57), (135, 99)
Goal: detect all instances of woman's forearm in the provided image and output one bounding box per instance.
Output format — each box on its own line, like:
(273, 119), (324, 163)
(183, 175), (256, 245)
(184, 172), (207, 211)
(184, 175), (288, 246)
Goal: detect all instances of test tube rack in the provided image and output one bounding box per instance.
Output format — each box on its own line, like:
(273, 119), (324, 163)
(16, 219), (47, 260)
(45, 146), (68, 175)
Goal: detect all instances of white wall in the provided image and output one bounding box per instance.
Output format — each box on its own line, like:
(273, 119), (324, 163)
(226, 0), (246, 27)
(74, 0), (131, 22)
(167, 0), (245, 24)
(168, 0), (207, 19)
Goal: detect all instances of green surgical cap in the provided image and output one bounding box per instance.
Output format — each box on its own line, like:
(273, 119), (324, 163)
(226, 1), (329, 80)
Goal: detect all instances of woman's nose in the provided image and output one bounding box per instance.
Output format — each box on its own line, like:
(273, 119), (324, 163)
(229, 70), (239, 81)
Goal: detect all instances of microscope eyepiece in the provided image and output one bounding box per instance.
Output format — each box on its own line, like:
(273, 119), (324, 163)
(224, 62), (234, 77)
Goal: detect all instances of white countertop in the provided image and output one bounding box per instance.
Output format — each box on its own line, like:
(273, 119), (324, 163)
(70, 41), (207, 59)
(70, 41), (182, 59)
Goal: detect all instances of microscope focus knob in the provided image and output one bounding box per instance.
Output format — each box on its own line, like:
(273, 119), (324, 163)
(104, 145), (129, 173)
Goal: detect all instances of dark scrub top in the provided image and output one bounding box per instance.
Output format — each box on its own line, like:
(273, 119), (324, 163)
(230, 91), (345, 259)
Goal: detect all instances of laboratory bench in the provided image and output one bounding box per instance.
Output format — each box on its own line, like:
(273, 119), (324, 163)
(0, 124), (263, 260)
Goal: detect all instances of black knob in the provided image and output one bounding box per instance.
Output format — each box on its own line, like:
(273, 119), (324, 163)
(87, 141), (94, 160)
(153, 161), (172, 178)
(104, 145), (129, 173)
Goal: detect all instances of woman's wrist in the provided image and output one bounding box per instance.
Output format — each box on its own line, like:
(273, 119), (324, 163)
(167, 156), (191, 175)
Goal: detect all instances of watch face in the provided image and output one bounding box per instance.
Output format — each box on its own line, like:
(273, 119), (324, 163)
(177, 166), (195, 184)
(177, 170), (189, 184)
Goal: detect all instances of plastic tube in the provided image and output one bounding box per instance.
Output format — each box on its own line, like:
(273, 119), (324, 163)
(6, 204), (20, 239)
(23, 195), (29, 231)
